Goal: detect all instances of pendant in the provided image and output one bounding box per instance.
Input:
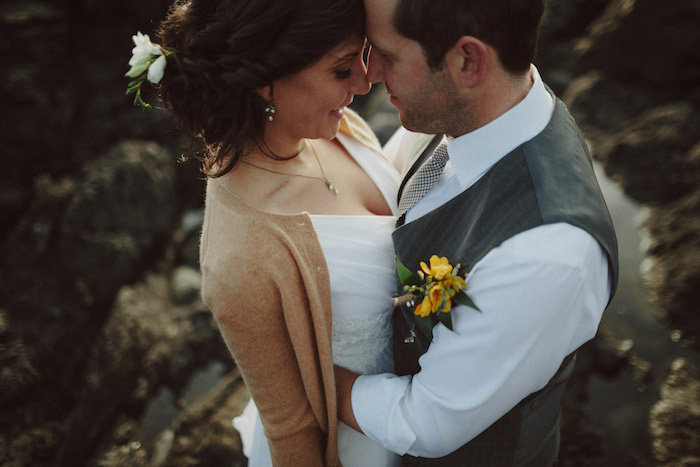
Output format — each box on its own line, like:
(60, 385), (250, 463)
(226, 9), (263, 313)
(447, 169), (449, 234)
(325, 179), (339, 195)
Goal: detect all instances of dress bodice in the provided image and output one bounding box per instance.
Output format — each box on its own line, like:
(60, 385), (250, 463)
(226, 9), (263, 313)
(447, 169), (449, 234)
(310, 214), (397, 375)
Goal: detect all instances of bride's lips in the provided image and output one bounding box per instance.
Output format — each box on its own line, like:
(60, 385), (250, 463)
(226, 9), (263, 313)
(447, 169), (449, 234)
(330, 99), (353, 119)
(330, 107), (345, 119)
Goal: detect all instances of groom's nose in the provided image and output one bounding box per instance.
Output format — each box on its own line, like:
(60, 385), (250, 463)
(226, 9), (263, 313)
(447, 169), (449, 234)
(366, 47), (385, 84)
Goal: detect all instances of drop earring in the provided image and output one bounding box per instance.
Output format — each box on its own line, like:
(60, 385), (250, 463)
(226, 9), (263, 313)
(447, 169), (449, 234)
(264, 83), (275, 122)
(264, 102), (275, 121)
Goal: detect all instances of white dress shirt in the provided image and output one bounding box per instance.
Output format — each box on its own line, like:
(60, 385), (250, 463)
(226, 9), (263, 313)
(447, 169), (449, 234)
(351, 66), (612, 458)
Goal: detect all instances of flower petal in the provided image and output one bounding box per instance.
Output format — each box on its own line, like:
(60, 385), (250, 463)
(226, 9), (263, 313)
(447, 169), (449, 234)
(130, 32), (163, 65)
(147, 54), (167, 83)
(125, 61), (149, 78)
(430, 284), (444, 312)
(428, 256), (452, 280)
(415, 296), (432, 318)
(443, 297), (452, 313)
(452, 276), (467, 291)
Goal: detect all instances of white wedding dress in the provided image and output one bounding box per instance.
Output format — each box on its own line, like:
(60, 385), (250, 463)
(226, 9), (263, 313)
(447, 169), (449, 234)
(233, 135), (401, 466)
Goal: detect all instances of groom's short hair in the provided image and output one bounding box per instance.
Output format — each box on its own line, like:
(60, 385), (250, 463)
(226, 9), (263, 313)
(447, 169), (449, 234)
(393, 0), (545, 74)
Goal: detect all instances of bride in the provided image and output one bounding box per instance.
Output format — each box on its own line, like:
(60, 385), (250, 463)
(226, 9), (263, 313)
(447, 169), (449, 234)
(131, 0), (401, 465)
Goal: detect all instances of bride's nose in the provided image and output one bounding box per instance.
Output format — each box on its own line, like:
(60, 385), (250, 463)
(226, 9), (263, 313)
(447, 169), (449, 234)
(351, 59), (371, 96)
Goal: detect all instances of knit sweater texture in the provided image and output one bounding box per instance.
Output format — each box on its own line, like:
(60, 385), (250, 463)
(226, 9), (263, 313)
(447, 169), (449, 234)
(200, 109), (382, 466)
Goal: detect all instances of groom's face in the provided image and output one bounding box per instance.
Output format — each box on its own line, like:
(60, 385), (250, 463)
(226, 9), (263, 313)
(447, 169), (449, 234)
(364, 0), (461, 135)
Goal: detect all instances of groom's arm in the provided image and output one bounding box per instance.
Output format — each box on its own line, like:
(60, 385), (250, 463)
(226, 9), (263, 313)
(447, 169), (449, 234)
(334, 365), (363, 433)
(337, 225), (611, 458)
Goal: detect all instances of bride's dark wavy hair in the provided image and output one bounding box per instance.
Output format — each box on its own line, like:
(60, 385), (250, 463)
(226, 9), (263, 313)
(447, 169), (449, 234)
(157, 0), (365, 177)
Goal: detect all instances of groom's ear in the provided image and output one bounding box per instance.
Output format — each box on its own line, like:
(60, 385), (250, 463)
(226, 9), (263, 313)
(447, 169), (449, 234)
(445, 36), (487, 89)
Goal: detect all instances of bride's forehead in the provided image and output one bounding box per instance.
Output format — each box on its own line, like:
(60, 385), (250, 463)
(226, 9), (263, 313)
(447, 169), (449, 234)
(325, 37), (366, 59)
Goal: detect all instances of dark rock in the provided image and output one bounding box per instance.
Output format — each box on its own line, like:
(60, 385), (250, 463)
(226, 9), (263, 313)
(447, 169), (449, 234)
(540, 0), (611, 43)
(594, 102), (700, 206)
(174, 209), (205, 270)
(147, 368), (249, 467)
(562, 71), (658, 144)
(57, 140), (177, 302)
(573, 0), (700, 95)
(171, 266), (202, 305)
(649, 358), (700, 466)
(640, 190), (700, 346)
(54, 272), (226, 466)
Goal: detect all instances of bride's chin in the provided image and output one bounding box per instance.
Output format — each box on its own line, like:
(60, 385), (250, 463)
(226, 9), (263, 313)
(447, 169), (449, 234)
(322, 123), (342, 141)
(300, 119), (341, 142)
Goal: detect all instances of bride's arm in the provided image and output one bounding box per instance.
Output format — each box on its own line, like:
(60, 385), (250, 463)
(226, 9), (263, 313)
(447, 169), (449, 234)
(203, 264), (327, 466)
(334, 365), (363, 433)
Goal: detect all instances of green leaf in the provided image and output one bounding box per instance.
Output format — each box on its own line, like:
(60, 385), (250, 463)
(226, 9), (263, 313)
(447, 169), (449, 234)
(396, 256), (417, 285)
(126, 81), (141, 94)
(454, 291), (480, 311)
(415, 315), (433, 341)
(437, 310), (453, 331)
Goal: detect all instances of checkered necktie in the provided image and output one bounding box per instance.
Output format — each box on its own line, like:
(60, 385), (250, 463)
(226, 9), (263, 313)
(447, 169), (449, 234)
(397, 140), (449, 216)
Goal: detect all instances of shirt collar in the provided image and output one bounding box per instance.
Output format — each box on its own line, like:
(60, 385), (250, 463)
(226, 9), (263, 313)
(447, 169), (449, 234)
(447, 65), (554, 190)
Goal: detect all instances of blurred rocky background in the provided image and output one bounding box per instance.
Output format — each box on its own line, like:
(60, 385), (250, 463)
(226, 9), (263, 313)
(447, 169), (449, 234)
(0, 0), (698, 465)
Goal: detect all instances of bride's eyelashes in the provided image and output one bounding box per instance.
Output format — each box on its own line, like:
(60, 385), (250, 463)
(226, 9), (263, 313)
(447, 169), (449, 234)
(335, 69), (353, 79)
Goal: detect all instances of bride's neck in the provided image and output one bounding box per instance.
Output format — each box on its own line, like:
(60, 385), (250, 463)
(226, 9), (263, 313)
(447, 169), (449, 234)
(251, 129), (307, 163)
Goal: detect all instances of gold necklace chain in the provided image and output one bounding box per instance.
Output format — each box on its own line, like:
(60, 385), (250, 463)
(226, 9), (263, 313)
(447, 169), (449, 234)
(241, 140), (339, 194)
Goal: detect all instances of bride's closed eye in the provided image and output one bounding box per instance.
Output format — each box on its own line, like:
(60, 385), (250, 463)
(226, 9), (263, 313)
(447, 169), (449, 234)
(335, 69), (353, 79)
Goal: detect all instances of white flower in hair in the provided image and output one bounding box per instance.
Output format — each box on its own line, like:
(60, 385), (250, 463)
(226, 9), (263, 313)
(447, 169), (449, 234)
(125, 31), (173, 109)
(126, 32), (165, 81)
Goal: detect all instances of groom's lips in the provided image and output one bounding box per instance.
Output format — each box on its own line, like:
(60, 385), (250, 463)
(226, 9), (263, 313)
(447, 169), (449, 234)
(385, 84), (399, 105)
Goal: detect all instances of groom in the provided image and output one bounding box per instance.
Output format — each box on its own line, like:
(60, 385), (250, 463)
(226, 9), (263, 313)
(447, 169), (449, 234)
(335, 0), (619, 465)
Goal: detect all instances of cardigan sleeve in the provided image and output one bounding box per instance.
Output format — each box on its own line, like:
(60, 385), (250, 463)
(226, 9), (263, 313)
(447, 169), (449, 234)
(203, 260), (329, 466)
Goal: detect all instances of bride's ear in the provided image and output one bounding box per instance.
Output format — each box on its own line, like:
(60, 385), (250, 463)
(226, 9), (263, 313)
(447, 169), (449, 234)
(446, 36), (487, 89)
(255, 85), (272, 100)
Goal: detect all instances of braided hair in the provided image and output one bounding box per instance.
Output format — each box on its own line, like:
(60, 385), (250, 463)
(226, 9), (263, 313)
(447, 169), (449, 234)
(158, 0), (365, 177)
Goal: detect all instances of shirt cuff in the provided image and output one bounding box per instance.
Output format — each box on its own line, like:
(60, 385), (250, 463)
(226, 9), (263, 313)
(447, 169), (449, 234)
(351, 373), (416, 455)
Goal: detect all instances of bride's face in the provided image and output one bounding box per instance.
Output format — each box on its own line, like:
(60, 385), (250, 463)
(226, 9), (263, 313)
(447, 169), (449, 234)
(266, 37), (371, 142)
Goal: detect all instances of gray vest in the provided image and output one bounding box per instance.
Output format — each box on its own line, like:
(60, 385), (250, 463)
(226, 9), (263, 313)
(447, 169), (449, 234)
(392, 97), (619, 466)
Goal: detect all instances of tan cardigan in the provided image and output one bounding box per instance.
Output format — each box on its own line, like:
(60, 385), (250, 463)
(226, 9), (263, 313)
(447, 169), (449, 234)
(200, 109), (382, 466)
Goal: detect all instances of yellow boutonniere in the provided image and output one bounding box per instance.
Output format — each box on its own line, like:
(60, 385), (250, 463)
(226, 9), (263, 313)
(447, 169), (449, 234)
(394, 255), (479, 341)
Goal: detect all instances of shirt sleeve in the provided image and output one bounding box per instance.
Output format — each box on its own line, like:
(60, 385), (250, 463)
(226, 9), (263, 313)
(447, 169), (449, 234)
(351, 223), (611, 457)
